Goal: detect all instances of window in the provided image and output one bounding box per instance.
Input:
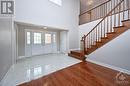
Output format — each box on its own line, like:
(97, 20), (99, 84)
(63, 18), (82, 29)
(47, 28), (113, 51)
(27, 32), (31, 44)
(53, 34), (56, 43)
(49, 0), (62, 6)
(45, 33), (52, 44)
(34, 67), (42, 76)
(34, 33), (42, 44)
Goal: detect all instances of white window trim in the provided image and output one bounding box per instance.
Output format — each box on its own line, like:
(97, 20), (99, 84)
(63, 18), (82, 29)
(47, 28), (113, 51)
(26, 32), (31, 45)
(33, 32), (42, 45)
(49, 0), (62, 6)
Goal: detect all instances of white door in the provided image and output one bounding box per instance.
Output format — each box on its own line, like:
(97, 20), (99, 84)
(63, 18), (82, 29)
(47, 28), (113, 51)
(32, 31), (43, 56)
(25, 31), (32, 57)
(52, 32), (57, 53)
(25, 30), (58, 57)
(43, 33), (52, 54)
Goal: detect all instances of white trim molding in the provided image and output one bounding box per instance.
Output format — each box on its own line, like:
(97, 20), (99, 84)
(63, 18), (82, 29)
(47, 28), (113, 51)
(17, 52), (61, 60)
(86, 59), (130, 75)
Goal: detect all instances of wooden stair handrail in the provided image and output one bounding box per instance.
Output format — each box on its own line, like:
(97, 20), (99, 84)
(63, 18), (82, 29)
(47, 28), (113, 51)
(84, 0), (124, 38)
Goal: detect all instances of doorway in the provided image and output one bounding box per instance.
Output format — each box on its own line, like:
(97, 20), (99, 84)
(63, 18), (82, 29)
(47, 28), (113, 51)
(15, 23), (69, 60)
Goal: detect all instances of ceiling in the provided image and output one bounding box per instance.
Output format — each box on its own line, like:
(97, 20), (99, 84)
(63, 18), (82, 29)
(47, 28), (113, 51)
(15, 21), (68, 31)
(80, 0), (108, 14)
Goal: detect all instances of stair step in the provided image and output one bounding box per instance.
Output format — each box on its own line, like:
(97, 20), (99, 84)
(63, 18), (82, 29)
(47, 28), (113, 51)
(101, 37), (108, 40)
(122, 19), (130, 28)
(106, 32), (116, 38)
(86, 47), (95, 52)
(107, 32), (116, 34)
(90, 45), (98, 50)
(100, 37), (108, 43)
(87, 48), (91, 51)
(122, 19), (130, 22)
(91, 45), (97, 47)
(68, 53), (82, 60)
(68, 53), (85, 61)
(114, 26), (127, 33)
(96, 41), (102, 43)
(95, 41), (102, 46)
(71, 50), (82, 56)
(113, 26), (125, 31)
(101, 37), (108, 39)
(113, 25), (124, 28)
(91, 46), (98, 50)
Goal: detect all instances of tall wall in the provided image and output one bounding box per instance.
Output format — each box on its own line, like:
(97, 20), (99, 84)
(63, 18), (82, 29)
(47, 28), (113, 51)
(15, 0), (80, 50)
(0, 18), (13, 81)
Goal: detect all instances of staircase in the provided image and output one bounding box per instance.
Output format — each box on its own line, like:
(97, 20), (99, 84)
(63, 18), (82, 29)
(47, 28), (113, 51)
(69, 0), (130, 61)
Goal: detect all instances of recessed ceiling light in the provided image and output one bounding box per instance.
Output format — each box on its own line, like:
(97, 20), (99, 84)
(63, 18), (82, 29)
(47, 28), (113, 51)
(87, 0), (93, 5)
(43, 27), (47, 29)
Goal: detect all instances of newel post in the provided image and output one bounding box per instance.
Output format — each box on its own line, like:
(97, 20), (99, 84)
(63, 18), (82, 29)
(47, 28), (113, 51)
(80, 35), (86, 54)
(83, 35), (86, 54)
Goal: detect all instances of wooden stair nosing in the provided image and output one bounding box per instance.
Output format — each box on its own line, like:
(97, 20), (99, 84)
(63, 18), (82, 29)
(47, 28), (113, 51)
(107, 32), (116, 34)
(68, 53), (85, 60)
(91, 45), (98, 47)
(96, 41), (102, 43)
(71, 50), (82, 55)
(101, 37), (108, 39)
(121, 19), (130, 22)
(95, 41), (103, 46)
(122, 21), (130, 28)
(113, 25), (124, 28)
(114, 28), (128, 33)
(101, 37), (109, 42)
(107, 33), (116, 37)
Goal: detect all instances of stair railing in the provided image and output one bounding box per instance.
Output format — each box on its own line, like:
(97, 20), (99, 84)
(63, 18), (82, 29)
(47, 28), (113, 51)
(82, 0), (130, 53)
(79, 0), (111, 24)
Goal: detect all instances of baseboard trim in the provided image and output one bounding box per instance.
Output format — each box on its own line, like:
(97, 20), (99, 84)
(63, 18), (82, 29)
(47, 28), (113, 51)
(86, 59), (130, 75)
(18, 56), (28, 60)
(0, 64), (14, 86)
(17, 51), (61, 60)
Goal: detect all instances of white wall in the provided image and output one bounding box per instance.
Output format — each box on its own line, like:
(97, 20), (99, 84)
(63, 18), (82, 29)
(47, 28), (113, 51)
(0, 18), (13, 82)
(15, 0), (80, 50)
(79, 19), (101, 40)
(79, 17), (130, 72)
(87, 30), (130, 71)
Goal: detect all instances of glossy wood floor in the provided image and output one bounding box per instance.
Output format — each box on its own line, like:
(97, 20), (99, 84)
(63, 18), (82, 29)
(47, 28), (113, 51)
(18, 61), (130, 86)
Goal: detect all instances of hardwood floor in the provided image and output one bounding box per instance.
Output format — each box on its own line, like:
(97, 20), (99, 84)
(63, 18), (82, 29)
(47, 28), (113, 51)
(18, 62), (130, 86)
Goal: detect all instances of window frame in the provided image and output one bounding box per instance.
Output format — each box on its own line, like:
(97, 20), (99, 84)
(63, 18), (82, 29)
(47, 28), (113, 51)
(33, 32), (42, 45)
(49, 0), (62, 6)
(26, 31), (31, 45)
(45, 33), (52, 45)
